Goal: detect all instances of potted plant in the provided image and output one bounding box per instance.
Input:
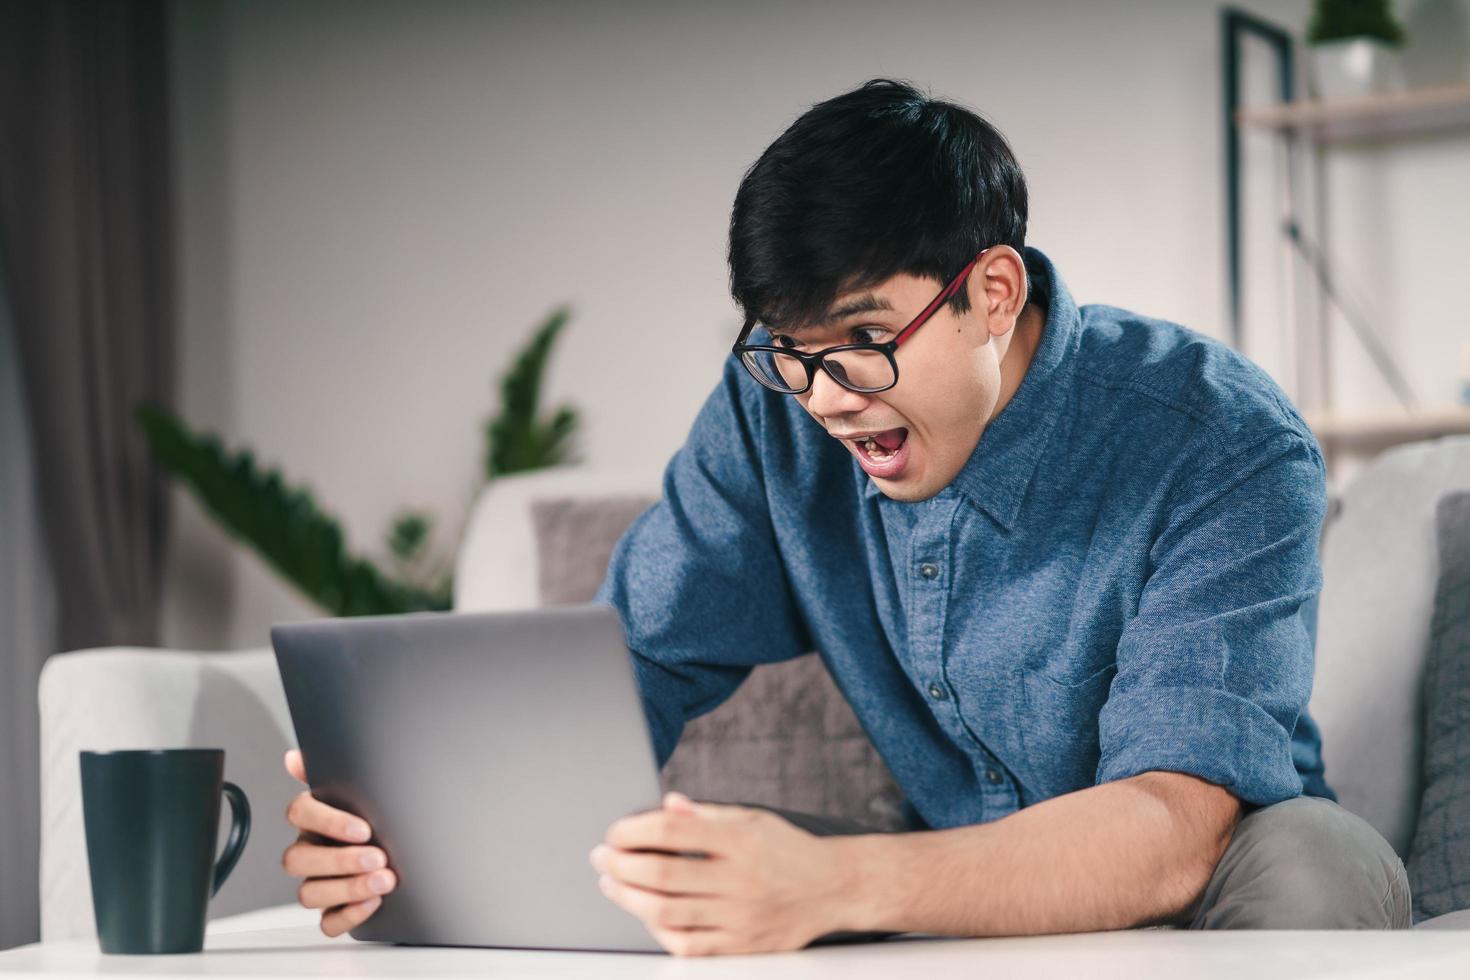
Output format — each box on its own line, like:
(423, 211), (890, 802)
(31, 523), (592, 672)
(1306, 0), (1408, 99)
(135, 308), (580, 617)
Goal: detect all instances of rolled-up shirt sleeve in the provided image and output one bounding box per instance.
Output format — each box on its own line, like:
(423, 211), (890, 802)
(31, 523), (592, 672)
(1096, 429), (1329, 806)
(596, 361), (811, 768)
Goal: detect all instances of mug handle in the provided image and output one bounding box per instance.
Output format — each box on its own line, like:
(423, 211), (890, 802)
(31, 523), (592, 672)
(211, 781), (251, 897)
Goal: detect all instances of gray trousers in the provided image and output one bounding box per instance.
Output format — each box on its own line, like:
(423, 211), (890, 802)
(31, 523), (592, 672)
(763, 794), (1411, 932)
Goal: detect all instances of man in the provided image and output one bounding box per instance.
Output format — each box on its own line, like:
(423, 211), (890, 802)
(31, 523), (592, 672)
(281, 79), (1410, 953)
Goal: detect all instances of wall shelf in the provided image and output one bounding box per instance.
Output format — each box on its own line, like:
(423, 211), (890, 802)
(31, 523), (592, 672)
(1304, 405), (1470, 450)
(1236, 81), (1470, 142)
(1223, 10), (1470, 476)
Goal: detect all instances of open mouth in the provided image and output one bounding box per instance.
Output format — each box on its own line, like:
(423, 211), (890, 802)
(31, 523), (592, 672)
(854, 428), (907, 462)
(848, 427), (911, 478)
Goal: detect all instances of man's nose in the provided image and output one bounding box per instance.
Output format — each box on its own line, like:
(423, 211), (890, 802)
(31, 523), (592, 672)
(804, 365), (870, 418)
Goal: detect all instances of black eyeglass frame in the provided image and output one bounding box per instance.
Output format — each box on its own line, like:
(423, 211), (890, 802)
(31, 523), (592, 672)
(731, 248), (990, 395)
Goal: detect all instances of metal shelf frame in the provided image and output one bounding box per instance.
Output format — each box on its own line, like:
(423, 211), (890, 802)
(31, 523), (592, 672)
(1218, 7), (1470, 468)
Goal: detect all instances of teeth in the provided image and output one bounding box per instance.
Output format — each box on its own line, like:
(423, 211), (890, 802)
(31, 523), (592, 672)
(862, 436), (893, 461)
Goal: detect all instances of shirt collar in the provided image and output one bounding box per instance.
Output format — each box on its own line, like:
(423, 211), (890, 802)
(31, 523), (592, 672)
(864, 245), (1081, 531)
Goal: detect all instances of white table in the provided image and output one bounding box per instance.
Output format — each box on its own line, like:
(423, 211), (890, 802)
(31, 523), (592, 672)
(2, 904), (1468, 979)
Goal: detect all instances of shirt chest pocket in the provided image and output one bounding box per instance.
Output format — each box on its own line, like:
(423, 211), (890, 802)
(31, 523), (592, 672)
(1019, 661), (1117, 800)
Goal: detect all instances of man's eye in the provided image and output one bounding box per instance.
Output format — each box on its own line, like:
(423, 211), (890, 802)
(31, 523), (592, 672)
(774, 335), (798, 349)
(852, 327), (886, 344)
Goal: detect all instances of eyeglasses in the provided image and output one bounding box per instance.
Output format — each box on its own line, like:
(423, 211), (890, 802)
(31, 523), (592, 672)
(732, 248), (989, 396)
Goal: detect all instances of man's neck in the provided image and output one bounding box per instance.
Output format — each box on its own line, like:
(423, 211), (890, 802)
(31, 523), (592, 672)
(988, 301), (1047, 422)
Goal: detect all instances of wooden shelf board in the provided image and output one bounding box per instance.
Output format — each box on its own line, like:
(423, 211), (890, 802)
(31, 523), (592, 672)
(1304, 405), (1470, 446)
(1235, 82), (1470, 141)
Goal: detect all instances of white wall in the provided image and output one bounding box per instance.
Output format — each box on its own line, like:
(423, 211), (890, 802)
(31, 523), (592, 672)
(160, 0), (1470, 652)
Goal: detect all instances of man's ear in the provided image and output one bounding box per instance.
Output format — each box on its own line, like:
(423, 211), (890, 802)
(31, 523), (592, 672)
(970, 246), (1028, 338)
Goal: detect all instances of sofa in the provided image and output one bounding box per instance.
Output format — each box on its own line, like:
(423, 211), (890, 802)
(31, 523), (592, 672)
(36, 438), (1470, 941)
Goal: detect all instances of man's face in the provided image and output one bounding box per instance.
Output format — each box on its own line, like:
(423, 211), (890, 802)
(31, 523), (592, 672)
(774, 250), (1035, 502)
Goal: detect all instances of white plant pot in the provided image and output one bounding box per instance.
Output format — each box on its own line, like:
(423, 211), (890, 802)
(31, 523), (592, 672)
(1308, 38), (1406, 100)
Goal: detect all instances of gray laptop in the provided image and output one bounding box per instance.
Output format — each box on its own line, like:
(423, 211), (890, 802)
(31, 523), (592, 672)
(270, 603), (664, 952)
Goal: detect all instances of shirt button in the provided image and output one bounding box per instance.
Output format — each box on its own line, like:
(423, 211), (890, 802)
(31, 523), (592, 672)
(927, 682), (948, 701)
(919, 562), (939, 580)
(985, 768), (1004, 785)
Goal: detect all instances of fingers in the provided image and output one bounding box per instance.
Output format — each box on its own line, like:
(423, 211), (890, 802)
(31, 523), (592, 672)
(319, 896), (382, 938)
(605, 807), (722, 854)
(282, 839), (387, 878)
(662, 793), (754, 824)
(653, 926), (725, 958)
(297, 867), (397, 911)
(589, 845), (722, 896)
(285, 790), (372, 843)
(662, 791), (699, 814)
(598, 874), (722, 931)
(279, 756), (389, 937)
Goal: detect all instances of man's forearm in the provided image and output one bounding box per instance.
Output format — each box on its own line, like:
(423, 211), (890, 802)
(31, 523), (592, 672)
(827, 772), (1241, 937)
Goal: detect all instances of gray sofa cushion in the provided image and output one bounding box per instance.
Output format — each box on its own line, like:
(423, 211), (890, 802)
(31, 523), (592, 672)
(531, 495), (657, 605)
(531, 495), (907, 831)
(652, 652), (908, 831)
(1407, 491), (1470, 922)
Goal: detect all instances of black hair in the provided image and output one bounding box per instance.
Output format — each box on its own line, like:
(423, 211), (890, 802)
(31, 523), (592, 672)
(728, 78), (1028, 331)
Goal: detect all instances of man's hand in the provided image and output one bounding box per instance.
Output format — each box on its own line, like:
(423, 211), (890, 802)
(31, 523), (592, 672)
(280, 748), (397, 937)
(589, 792), (851, 956)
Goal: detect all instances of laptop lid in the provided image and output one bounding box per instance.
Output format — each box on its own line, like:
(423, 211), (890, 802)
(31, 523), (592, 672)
(271, 603), (663, 952)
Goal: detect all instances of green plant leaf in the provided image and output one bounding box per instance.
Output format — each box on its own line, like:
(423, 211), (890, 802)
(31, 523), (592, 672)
(484, 307), (581, 479)
(135, 404), (452, 616)
(387, 510), (432, 563)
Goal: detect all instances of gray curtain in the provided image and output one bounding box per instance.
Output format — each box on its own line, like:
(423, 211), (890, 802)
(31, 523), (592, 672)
(0, 269), (56, 951)
(0, 0), (175, 652)
(0, 0), (174, 950)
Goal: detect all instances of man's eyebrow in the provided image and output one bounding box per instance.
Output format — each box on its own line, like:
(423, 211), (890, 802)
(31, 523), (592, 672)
(764, 293), (894, 335)
(818, 293), (893, 325)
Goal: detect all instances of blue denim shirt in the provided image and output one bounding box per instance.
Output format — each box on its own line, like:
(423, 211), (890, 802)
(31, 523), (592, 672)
(597, 246), (1333, 831)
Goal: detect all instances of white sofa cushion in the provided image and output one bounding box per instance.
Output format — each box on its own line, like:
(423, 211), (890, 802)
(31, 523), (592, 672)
(453, 466), (663, 613)
(1311, 435), (1470, 856)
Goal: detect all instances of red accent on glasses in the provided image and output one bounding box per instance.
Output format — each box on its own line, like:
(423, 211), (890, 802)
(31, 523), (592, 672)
(892, 248), (989, 347)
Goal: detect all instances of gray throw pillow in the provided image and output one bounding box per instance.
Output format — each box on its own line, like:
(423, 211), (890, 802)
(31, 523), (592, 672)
(530, 495), (657, 606)
(530, 494), (908, 831)
(1407, 490), (1470, 921)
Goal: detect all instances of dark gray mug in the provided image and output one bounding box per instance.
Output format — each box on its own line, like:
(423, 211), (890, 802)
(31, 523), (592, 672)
(80, 748), (250, 954)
